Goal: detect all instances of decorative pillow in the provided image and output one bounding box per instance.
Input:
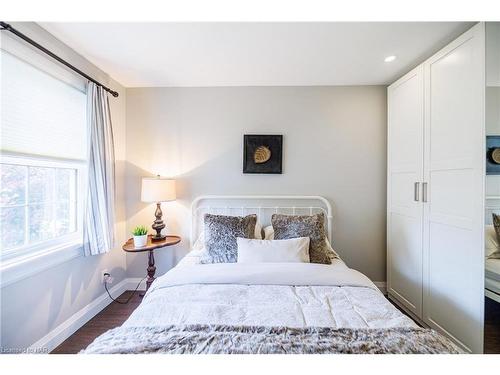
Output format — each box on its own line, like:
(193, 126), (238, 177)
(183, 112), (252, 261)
(263, 225), (275, 240)
(237, 237), (310, 264)
(200, 214), (257, 264)
(271, 212), (331, 264)
(193, 221), (262, 251)
(485, 225), (499, 257)
(490, 214), (500, 259)
(263, 225), (340, 262)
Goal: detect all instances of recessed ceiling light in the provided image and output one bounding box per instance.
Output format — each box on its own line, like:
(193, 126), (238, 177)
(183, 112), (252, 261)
(384, 55), (397, 63)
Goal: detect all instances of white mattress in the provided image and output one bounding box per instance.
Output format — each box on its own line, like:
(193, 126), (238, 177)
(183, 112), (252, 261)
(123, 258), (416, 330)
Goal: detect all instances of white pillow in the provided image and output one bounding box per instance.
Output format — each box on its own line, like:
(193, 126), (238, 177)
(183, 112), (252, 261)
(262, 225), (340, 260)
(255, 221), (263, 239)
(192, 221), (262, 251)
(263, 225), (275, 240)
(237, 237), (310, 263)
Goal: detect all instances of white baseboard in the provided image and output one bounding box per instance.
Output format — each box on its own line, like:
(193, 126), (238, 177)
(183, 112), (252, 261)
(126, 277), (147, 291)
(29, 278), (132, 353)
(373, 281), (387, 295)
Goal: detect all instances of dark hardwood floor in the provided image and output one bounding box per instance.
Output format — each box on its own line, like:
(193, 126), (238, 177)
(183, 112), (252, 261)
(51, 291), (143, 354)
(51, 291), (500, 354)
(485, 297), (500, 354)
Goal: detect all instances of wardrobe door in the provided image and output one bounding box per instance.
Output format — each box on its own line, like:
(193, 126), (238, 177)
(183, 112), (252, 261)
(422, 23), (485, 353)
(387, 66), (424, 318)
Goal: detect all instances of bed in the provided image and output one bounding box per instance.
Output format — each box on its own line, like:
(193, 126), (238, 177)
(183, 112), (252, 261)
(485, 224), (500, 304)
(486, 258), (500, 302)
(82, 196), (460, 354)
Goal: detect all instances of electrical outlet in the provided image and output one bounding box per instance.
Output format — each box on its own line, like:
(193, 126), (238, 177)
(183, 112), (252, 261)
(102, 269), (109, 284)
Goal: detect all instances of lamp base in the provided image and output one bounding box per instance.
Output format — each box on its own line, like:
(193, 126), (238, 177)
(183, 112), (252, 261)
(151, 202), (167, 241)
(151, 234), (167, 242)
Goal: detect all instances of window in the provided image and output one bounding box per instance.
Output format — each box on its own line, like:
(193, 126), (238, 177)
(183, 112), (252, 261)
(0, 49), (87, 263)
(0, 156), (85, 259)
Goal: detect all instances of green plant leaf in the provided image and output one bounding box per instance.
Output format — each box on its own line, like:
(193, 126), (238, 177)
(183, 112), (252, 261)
(132, 225), (148, 236)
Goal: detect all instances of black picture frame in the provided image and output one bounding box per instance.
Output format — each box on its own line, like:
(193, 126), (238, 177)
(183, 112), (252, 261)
(243, 134), (283, 174)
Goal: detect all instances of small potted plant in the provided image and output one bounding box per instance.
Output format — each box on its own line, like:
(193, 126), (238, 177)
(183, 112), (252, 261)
(132, 226), (148, 247)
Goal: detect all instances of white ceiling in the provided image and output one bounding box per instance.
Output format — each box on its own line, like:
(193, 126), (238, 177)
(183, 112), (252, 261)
(40, 22), (474, 87)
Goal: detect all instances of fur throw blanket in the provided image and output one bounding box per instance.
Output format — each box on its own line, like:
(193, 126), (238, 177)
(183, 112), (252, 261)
(81, 324), (462, 354)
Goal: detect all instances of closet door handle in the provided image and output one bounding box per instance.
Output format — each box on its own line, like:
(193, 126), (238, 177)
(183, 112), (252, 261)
(414, 182), (420, 202)
(422, 182), (428, 203)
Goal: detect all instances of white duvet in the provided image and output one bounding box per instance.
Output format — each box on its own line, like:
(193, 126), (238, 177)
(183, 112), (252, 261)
(123, 257), (416, 330)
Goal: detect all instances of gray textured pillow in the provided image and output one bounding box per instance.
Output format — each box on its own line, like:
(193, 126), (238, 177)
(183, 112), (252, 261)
(491, 213), (500, 259)
(272, 212), (331, 264)
(200, 214), (257, 264)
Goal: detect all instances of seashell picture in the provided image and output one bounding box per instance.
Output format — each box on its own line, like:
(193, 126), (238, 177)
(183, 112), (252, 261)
(243, 134), (283, 174)
(487, 136), (500, 175)
(492, 148), (500, 164)
(253, 146), (272, 164)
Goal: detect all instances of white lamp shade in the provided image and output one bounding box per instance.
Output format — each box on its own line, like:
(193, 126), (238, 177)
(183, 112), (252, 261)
(141, 177), (176, 202)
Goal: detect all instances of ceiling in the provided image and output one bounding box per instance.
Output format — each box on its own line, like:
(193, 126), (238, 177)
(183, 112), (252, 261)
(39, 22), (475, 87)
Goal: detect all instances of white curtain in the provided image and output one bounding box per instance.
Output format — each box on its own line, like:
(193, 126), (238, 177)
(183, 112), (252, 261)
(83, 82), (116, 256)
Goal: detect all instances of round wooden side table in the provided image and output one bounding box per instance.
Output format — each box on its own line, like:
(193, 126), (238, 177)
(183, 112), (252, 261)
(122, 234), (181, 293)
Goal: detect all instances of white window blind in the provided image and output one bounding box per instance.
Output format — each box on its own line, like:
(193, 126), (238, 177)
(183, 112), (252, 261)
(0, 44), (87, 262)
(1, 50), (87, 160)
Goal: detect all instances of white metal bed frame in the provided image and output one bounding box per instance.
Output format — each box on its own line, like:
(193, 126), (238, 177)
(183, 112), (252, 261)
(190, 195), (333, 248)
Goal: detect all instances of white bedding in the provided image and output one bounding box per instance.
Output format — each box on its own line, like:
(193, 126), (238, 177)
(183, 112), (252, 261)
(486, 259), (500, 301)
(123, 258), (416, 330)
(484, 226), (500, 300)
(486, 258), (500, 282)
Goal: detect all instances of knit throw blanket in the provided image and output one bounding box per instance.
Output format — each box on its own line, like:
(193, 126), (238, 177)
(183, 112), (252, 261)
(81, 324), (462, 354)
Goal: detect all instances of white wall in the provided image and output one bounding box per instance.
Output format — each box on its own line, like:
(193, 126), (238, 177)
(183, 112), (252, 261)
(0, 23), (127, 350)
(1, 26), (389, 350)
(486, 87), (500, 204)
(486, 23), (500, 220)
(125, 86), (388, 282)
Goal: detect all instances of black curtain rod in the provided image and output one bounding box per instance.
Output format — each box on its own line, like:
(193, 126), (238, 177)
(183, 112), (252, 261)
(0, 21), (119, 98)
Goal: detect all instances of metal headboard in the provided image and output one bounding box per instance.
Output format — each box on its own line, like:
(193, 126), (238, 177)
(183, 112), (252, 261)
(190, 195), (333, 247)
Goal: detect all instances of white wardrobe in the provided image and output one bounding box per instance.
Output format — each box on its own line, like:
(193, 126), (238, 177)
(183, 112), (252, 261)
(387, 23), (485, 353)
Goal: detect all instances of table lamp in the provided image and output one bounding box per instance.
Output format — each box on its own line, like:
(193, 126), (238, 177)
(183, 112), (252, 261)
(141, 175), (176, 241)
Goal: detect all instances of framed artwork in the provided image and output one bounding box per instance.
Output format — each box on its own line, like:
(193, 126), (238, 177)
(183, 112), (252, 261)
(243, 134), (283, 174)
(487, 136), (500, 175)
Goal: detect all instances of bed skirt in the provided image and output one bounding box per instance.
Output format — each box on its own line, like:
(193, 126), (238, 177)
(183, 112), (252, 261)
(81, 324), (462, 354)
